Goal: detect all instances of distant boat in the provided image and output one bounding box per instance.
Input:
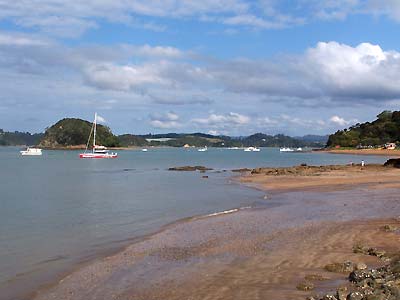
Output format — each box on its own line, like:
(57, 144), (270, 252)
(244, 147), (260, 152)
(20, 147), (42, 156)
(279, 147), (294, 152)
(142, 148), (148, 152)
(198, 146), (208, 152)
(227, 147), (240, 150)
(79, 113), (117, 159)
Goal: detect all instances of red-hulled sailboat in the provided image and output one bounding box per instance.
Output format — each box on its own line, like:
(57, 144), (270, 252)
(79, 113), (118, 159)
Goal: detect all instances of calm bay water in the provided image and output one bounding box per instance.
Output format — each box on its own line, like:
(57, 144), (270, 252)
(0, 147), (390, 299)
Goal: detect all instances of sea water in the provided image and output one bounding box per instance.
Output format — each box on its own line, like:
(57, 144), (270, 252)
(0, 147), (390, 300)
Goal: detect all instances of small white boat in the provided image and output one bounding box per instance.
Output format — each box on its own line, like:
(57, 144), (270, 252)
(279, 147), (294, 152)
(244, 147), (260, 152)
(79, 113), (117, 159)
(142, 148), (148, 152)
(20, 147), (42, 156)
(227, 147), (240, 150)
(198, 146), (208, 152)
(295, 147), (303, 152)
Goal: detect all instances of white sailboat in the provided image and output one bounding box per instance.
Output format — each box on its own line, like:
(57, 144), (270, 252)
(79, 113), (117, 159)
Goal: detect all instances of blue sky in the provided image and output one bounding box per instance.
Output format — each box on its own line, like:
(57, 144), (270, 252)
(1, 0), (400, 136)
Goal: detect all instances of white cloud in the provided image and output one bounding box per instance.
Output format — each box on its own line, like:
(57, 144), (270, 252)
(149, 111), (182, 129)
(192, 112), (250, 129)
(329, 115), (357, 126)
(0, 32), (49, 46)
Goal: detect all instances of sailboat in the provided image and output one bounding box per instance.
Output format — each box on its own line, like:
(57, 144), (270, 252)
(79, 113), (118, 159)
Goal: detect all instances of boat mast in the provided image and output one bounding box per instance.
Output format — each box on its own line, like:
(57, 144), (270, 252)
(93, 112), (97, 148)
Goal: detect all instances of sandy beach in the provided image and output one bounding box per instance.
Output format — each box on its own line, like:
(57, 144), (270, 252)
(32, 165), (400, 300)
(319, 148), (400, 157)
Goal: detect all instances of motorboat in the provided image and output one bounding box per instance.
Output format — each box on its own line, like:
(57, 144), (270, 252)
(20, 147), (42, 156)
(244, 147), (260, 152)
(142, 148), (148, 152)
(79, 113), (117, 159)
(279, 147), (294, 152)
(198, 146), (208, 152)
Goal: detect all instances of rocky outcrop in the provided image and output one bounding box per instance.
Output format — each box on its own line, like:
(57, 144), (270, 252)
(168, 166), (213, 171)
(384, 158), (400, 168)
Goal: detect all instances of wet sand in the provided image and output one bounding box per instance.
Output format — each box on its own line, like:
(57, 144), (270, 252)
(30, 164), (400, 300)
(240, 164), (400, 192)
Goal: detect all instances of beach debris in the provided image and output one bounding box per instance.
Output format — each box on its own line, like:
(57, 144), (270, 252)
(324, 261), (355, 273)
(168, 166), (213, 171)
(297, 281), (315, 291)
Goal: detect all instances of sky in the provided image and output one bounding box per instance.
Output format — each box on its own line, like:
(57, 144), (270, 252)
(1, 0), (400, 136)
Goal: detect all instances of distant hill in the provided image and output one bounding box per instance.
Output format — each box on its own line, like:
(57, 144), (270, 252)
(327, 111), (400, 148)
(39, 118), (120, 148)
(0, 129), (43, 146)
(240, 133), (308, 147)
(295, 135), (329, 144)
(1, 117), (331, 148)
(137, 132), (319, 148)
(118, 134), (148, 147)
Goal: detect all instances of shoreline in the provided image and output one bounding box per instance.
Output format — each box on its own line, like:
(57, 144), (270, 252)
(29, 164), (400, 300)
(317, 148), (400, 157)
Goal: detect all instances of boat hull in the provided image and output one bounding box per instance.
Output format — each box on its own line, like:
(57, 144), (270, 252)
(79, 153), (117, 159)
(20, 152), (42, 156)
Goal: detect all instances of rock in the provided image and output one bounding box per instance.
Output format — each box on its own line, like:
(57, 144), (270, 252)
(325, 261), (355, 273)
(349, 270), (372, 283)
(348, 291), (364, 300)
(168, 166), (213, 171)
(382, 224), (398, 232)
(353, 244), (369, 255)
(231, 168), (252, 173)
(322, 295), (338, 300)
(384, 158), (400, 168)
(356, 263), (368, 270)
(296, 281), (315, 291)
(368, 248), (386, 258)
(336, 286), (348, 300)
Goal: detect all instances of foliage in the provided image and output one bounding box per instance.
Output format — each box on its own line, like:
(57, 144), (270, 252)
(327, 111), (400, 148)
(0, 129), (43, 146)
(39, 118), (120, 147)
(118, 134), (149, 147)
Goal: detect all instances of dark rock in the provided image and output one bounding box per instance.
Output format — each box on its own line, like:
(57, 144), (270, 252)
(168, 166), (213, 171)
(231, 168), (252, 173)
(384, 158), (400, 168)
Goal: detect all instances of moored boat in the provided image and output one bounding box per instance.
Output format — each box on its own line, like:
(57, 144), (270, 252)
(79, 113), (117, 159)
(20, 147), (42, 156)
(244, 147), (260, 152)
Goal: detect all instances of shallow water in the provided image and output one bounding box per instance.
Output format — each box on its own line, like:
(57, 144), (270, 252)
(0, 147), (390, 299)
